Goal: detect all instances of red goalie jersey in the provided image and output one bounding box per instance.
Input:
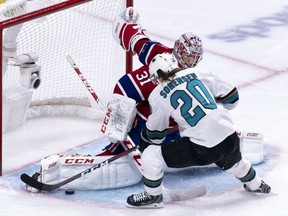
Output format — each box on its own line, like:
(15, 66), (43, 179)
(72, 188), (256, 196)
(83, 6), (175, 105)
(101, 38), (178, 155)
(113, 32), (174, 122)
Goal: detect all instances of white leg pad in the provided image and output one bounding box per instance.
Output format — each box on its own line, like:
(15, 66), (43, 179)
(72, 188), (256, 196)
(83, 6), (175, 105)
(40, 154), (142, 190)
(238, 131), (264, 164)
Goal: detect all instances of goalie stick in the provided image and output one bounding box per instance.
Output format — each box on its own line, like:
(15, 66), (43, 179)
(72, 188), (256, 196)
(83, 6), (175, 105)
(20, 146), (137, 191)
(66, 55), (207, 201)
(66, 55), (106, 111)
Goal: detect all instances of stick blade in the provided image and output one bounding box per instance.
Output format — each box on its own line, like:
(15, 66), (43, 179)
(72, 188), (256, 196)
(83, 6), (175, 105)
(20, 174), (44, 190)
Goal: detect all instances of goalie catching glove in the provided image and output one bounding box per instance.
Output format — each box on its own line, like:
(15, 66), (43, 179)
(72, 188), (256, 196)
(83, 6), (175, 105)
(112, 6), (148, 54)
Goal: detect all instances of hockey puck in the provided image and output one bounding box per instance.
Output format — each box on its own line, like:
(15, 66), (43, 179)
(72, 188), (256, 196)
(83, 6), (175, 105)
(65, 189), (75, 195)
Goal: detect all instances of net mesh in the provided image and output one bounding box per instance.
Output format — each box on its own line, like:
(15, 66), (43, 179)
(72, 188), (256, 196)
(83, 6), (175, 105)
(2, 0), (127, 118)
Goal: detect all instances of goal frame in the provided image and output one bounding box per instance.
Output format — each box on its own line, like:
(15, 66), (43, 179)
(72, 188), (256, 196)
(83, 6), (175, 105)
(0, 0), (133, 176)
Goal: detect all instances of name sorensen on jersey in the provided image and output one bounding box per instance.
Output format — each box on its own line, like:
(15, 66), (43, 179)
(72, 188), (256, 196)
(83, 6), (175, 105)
(160, 72), (198, 98)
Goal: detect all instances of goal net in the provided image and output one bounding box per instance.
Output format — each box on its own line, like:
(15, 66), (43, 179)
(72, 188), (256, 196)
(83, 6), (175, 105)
(0, 0), (133, 175)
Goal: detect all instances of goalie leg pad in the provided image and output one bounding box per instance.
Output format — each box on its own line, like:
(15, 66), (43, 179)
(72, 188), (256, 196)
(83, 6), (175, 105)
(40, 154), (142, 190)
(238, 131), (264, 164)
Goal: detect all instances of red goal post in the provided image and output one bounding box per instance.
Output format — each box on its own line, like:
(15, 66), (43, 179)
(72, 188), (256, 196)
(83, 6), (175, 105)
(0, 0), (133, 176)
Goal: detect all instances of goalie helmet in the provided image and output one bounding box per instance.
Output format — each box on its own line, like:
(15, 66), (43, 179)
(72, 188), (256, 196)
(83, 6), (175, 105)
(173, 32), (203, 69)
(149, 53), (178, 83)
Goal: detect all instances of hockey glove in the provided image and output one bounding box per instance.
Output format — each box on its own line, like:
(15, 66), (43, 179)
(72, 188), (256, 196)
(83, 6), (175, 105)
(112, 7), (147, 54)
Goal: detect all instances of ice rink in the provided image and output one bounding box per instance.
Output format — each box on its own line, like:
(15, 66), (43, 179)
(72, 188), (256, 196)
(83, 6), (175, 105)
(1, 0), (288, 215)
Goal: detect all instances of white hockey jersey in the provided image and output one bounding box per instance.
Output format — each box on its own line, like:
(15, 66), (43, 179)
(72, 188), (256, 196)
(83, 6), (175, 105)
(146, 68), (239, 148)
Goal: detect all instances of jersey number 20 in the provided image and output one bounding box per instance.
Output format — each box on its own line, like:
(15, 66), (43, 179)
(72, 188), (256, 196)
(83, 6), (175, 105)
(170, 79), (217, 127)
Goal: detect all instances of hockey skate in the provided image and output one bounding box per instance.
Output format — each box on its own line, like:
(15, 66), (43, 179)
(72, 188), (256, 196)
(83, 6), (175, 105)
(244, 180), (271, 194)
(126, 191), (164, 208)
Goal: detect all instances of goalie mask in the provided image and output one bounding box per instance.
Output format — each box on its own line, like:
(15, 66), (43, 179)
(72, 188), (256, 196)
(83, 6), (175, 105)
(173, 32), (203, 69)
(149, 53), (179, 84)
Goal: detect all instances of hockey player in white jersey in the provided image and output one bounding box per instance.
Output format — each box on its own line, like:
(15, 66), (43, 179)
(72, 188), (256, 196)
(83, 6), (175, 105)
(126, 53), (271, 208)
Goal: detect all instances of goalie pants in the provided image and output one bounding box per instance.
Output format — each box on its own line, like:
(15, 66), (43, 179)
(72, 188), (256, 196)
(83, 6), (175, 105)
(162, 131), (241, 170)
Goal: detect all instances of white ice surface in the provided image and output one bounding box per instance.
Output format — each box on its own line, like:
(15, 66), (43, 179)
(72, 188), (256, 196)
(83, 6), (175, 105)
(1, 0), (288, 215)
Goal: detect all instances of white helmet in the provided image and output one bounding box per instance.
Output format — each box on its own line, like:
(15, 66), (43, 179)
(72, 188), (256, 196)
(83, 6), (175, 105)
(149, 53), (178, 83)
(173, 32), (203, 68)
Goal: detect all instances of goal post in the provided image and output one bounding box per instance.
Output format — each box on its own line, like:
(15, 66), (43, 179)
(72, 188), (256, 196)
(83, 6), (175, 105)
(0, 0), (133, 176)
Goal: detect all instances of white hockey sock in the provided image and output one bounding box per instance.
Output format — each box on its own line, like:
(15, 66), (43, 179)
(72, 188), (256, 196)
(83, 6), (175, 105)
(226, 159), (261, 190)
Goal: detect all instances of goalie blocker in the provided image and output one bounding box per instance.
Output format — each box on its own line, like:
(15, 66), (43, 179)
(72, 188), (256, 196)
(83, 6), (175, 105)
(101, 93), (137, 143)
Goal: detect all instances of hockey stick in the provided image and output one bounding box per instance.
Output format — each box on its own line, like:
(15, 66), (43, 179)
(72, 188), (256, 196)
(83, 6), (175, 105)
(20, 146), (137, 191)
(66, 55), (106, 111)
(66, 55), (206, 201)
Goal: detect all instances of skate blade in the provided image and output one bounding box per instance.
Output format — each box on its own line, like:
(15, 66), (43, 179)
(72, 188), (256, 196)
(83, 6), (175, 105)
(126, 202), (164, 209)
